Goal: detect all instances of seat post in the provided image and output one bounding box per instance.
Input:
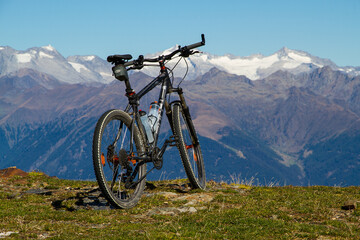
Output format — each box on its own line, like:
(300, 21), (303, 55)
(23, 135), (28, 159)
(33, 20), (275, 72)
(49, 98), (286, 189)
(124, 79), (133, 96)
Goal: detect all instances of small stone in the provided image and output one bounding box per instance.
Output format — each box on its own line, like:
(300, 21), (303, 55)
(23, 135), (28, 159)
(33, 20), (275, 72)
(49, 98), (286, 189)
(173, 193), (214, 204)
(7, 192), (21, 199)
(145, 182), (157, 190)
(184, 200), (197, 206)
(185, 207), (197, 213)
(176, 206), (197, 213)
(342, 200), (357, 210)
(158, 192), (178, 199)
(82, 198), (94, 204)
(147, 207), (176, 216)
(0, 231), (18, 238)
(147, 206), (197, 216)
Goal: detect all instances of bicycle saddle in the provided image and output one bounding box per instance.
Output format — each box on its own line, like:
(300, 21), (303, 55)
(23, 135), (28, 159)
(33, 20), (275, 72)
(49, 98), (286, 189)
(107, 54), (133, 64)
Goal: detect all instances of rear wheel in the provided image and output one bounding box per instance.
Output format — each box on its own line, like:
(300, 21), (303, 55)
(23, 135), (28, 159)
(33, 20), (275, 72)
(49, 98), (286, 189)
(172, 103), (206, 189)
(93, 109), (146, 209)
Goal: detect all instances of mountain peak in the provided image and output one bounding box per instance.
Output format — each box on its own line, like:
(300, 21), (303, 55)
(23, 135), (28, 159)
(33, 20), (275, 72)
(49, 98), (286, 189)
(276, 47), (306, 58)
(278, 46), (291, 54)
(41, 45), (56, 52)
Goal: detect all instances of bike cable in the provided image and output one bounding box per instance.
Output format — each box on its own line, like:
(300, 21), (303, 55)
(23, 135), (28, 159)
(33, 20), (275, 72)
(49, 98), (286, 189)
(177, 57), (189, 87)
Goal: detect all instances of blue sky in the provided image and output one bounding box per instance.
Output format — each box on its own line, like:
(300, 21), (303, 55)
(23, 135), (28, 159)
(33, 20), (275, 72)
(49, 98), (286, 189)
(0, 0), (359, 66)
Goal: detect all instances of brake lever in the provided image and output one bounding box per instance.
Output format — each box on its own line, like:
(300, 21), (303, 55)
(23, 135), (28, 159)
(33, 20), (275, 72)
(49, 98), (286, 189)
(179, 49), (201, 57)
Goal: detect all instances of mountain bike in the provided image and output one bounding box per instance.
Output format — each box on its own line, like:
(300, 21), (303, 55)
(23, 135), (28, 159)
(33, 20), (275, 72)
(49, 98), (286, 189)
(92, 34), (206, 208)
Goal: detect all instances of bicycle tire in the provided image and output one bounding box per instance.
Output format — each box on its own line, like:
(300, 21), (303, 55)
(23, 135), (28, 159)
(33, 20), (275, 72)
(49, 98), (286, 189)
(92, 109), (146, 209)
(172, 103), (206, 189)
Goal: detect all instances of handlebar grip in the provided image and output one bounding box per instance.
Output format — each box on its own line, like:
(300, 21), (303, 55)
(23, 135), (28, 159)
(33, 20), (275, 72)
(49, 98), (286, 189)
(143, 58), (159, 63)
(184, 34), (206, 50)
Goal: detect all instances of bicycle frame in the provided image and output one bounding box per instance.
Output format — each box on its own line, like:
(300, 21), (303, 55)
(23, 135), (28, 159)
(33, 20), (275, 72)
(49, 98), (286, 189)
(120, 67), (181, 162)
(125, 67), (197, 162)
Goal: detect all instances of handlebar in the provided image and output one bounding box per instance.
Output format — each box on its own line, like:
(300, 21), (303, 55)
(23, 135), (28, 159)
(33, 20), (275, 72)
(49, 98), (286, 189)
(182, 33), (206, 52)
(120, 34), (206, 68)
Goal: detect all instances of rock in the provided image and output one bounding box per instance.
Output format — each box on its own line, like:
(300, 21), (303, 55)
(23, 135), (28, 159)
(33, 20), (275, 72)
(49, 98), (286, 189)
(7, 192), (21, 199)
(184, 200), (197, 206)
(180, 207), (197, 213)
(147, 206), (197, 216)
(0, 231), (18, 238)
(158, 192), (179, 199)
(52, 188), (114, 211)
(167, 183), (192, 193)
(341, 200), (358, 210)
(145, 182), (157, 190)
(25, 189), (53, 196)
(174, 193), (214, 205)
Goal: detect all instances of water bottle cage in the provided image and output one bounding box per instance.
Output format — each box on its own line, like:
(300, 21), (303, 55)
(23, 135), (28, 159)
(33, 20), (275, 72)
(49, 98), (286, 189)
(148, 114), (158, 132)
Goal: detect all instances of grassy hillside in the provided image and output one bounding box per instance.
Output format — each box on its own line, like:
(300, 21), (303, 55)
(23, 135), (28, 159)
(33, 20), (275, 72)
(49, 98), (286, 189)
(0, 168), (359, 239)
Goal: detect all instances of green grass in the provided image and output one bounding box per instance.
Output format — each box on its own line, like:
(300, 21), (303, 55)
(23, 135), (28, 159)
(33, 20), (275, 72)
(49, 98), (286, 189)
(0, 173), (359, 239)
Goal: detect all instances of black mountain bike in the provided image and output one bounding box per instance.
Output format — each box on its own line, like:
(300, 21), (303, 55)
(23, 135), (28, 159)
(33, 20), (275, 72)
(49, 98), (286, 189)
(92, 34), (206, 208)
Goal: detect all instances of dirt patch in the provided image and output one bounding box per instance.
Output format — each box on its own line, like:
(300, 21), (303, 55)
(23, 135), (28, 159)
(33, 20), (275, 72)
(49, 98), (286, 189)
(0, 167), (28, 178)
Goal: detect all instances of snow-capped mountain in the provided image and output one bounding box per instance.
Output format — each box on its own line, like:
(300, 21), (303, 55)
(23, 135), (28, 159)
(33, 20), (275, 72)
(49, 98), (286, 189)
(0, 45), (113, 85)
(142, 46), (360, 80)
(1, 45), (360, 85)
(66, 55), (113, 83)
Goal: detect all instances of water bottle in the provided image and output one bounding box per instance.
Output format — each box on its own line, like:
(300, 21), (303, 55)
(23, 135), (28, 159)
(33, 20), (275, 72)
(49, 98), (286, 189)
(139, 110), (154, 143)
(148, 101), (160, 132)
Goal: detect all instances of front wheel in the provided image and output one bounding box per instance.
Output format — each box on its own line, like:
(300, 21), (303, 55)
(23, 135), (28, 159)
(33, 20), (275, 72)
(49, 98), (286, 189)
(92, 109), (146, 209)
(172, 103), (206, 189)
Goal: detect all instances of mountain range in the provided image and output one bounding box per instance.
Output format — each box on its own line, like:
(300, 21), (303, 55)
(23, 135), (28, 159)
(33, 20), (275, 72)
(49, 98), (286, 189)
(1, 45), (360, 186)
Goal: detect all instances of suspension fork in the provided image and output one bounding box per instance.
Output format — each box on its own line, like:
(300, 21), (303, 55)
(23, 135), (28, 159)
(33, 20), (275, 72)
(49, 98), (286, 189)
(170, 87), (199, 145)
(165, 100), (174, 133)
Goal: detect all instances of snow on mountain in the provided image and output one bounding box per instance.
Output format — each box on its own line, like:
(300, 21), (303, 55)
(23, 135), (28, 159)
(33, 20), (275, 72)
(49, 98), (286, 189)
(66, 55), (113, 83)
(141, 46), (358, 80)
(1, 45), (360, 85)
(16, 53), (32, 63)
(0, 46), (113, 85)
(42, 45), (56, 52)
(68, 61), (89, 73)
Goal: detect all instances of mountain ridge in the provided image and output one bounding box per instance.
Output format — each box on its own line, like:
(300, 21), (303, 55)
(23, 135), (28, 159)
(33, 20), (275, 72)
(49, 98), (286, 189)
(2, 45), (360, 85)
